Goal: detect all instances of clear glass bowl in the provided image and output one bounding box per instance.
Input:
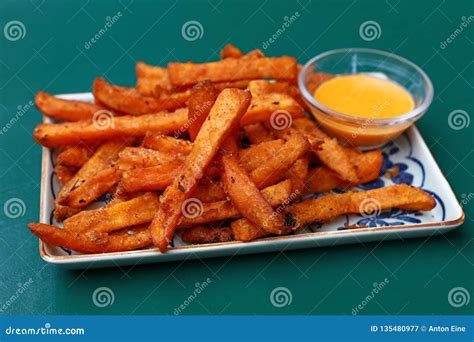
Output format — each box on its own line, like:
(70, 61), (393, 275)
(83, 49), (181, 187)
(298, 48), (434, 149)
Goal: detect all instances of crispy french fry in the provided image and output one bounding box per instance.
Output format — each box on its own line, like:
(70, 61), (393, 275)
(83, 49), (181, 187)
(54, 140), (128, 221)
(35, 92), (105, 122)
(117, 147), (185, 170)
(220, 44), (244, 59)
(232, 184), (437, 241)
(143, 134), (192, 154)
(241, 49), (265, 59)
(136, 62), (172, 83)
(54, 165), (76, 187)
(29, 223), (152, 254)
(285, 154), (310, 198)
(168, 56), (297, 87)
(239, 139), (284, 171)
(240, 93), (305, 126)
(149, 88), (251, 251)
(56, 145), (95, 168)
(292, 118), (359, 183)
(65, 181), (291, 234)
(181, 226), (233, 244)
(192, 179), (226, 203)
(222, 155), (283, 234)
(64, 192), (160, 233)
(33, 108), (188, 147)
(304, 149), (383, 194)
(59, 166), (120, 208)
(186, 81), (218, 141)
(247, 79), (308, 110)
(93, 78), (186, 115)
(242, 123), (274, 144)
(119, 162), (182, 193)
(249, 129), (309, 188)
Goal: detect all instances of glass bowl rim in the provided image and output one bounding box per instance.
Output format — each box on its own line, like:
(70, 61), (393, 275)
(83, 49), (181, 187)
(298, 48), (434, 126)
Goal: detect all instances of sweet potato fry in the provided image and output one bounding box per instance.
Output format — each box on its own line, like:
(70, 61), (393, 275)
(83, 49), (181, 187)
(239, 139), (284, 171)
(149, 88), (251, 251)
(93, 78), (186, 115)
(232, 184), (436, 241)
(143, 134), (192, 154)
(64, 192), (161, 233)
(242, 123), (274, 144)
(118, 162), (182, 193)
(59, 166), (120, 208)
(33, 108), (188, 147)
(168, 56), (297, 87)
(240, 93), (305, 126)
(192, 179), (226, 203)
(56, 145), (95, 168)
(220, 44), (244, 59)
(186, 81), (218, 141)
(249, 129), (309, 188)
(136, 62), (172, 83)
(222, 155), (283, 234)
(54, 165), (76, 187)
(285, 154), (310, 198)
(54, 140), (128, 221)
(241, 49), (265, 59)
(35, 92), (105, 122)
(117, 147), (185, 170)
(247, 79), (308, 110)
(29, 223), (152, 254)
(181, 226), (233, 244)
(292, 118), (358, 183)
(304, 149), (383, 194)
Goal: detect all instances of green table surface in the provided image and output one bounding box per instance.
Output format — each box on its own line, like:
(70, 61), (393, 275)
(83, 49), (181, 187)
(0, 0), (473, 315)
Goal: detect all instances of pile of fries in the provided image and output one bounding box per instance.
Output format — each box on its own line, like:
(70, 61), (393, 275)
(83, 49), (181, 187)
(28, 44), (436, 254)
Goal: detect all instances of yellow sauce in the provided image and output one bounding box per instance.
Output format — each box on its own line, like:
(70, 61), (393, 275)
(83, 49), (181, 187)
(314, 74), (414, 119)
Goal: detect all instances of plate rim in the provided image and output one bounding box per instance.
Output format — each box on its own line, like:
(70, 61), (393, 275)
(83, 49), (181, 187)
(37, 93), (466, 264)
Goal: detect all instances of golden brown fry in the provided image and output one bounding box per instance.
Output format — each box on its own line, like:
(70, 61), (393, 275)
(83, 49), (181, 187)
(56, 145), (95, 168)
(241, 49), (265, 59)
(29, 223), (152, 254)
(149, 88), (251, 252)
(247, 79), (308, 110)
(239, 139), (284, 171)
(285, 154), (310, 198)
(304, 149), (383, 194)
(168, 56), (297, 87)
(119, 162), (182, 193)
(143, 134), (192, 154)
(181, 226), (233, 244)
(59, 166), (120, 208)
(240, 93), (305, 126)
(35, 92), (105, 122)
(222, 155), (283, 234)
(292, 118), (358, 183)
(93, 78), (186, 115)
(64, 192), (161, 233)
(117, 147), (185, 170)
(220, 44), (244, 59)
(249, 129), (309, 188)
(54, 140), (128, 221)
(192, 179), (226, 203)
(33, 108), (188, 147)
(242, 123), (274, 144)
(54, 165), (76, 187)
(232, 184), (436, 241)
(186, 81), (218, 141)
(136, 62), (172, 83)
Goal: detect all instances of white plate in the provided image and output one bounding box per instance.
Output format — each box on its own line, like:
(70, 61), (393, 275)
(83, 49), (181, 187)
(38, 93), (465, 269)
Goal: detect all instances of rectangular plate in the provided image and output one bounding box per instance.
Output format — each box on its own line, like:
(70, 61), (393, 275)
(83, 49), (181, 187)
(39, 93), (465, 269)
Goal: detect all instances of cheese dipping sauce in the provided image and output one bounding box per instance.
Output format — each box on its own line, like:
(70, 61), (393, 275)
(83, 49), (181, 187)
(313, 74), (415, 119)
